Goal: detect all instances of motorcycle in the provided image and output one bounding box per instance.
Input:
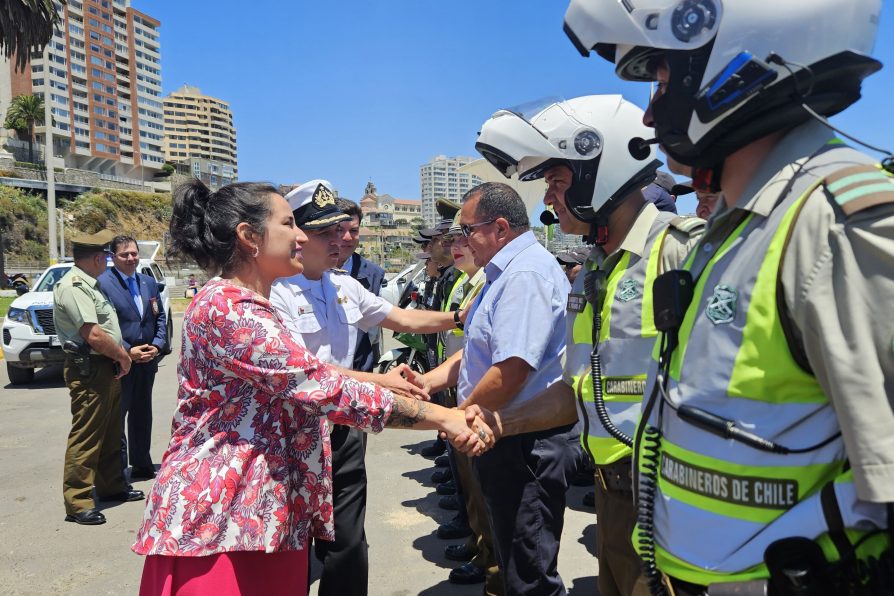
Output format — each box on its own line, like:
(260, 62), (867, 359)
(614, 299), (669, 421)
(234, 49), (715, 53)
(377, 269), (433, 376)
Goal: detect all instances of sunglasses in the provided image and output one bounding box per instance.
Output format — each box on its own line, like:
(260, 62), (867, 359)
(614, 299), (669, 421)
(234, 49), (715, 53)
(459, 219), (496, 238)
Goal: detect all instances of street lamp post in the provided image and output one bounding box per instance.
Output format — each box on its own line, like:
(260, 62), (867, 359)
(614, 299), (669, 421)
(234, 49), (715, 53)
(43, 44), (58, 264)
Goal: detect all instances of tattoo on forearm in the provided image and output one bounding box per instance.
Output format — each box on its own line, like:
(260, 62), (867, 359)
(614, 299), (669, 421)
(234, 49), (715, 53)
(386, 396), (429, 428)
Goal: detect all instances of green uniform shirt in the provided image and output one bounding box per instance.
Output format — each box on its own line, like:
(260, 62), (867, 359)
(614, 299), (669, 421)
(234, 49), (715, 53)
(53, 265), (122, 352)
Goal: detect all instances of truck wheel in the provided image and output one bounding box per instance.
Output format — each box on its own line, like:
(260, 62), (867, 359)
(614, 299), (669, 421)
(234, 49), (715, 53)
(6, 363), (34, 385)
(162, 312), (173, 355)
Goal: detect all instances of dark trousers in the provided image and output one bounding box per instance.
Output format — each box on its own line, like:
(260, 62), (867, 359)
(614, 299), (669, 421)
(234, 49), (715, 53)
(473, 423), (577, 596)
(314, 425), (368, 596)
(62, 357), (127, 514)
(120, 361), (157, 472)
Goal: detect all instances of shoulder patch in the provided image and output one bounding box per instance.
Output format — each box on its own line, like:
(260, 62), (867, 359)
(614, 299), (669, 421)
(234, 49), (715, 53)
(824, 164), (894, 216)
(668, 215), (706, 234)
(71, 276), (83, 286)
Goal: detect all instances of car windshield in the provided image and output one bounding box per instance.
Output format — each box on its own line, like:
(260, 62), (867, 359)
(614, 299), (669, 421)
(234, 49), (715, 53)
(34, 266), (73, 292)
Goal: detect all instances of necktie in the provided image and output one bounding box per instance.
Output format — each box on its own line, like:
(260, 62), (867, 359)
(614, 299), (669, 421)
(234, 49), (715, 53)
(126, 276), (143, 317)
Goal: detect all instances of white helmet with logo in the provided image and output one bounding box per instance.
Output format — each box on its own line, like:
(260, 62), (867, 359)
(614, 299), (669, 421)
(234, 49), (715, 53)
(563, 0), (883, 167)
(475, 95), (660, 222)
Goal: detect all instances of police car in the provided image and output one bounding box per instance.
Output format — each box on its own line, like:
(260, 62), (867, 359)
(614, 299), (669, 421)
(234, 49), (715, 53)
(2, 241), (173, 384)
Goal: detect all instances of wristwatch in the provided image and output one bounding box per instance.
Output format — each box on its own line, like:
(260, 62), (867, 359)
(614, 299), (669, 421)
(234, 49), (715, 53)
(453, 309), (464, 330)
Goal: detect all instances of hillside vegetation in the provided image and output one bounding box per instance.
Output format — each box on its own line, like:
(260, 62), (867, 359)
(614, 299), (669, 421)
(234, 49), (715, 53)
(0, 186), (173, 264)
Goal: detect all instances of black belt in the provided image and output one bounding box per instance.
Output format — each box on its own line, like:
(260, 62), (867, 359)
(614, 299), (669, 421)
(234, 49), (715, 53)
(596, 457), (633, 493)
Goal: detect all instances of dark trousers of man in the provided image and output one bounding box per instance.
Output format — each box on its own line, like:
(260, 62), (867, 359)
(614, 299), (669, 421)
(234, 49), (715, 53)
(473, 423), (577, 596)
(593, 458), (651, 596)
(314, 424), (368, 596)
(119, 361), (157, 472)
(62, 356), (128, 515)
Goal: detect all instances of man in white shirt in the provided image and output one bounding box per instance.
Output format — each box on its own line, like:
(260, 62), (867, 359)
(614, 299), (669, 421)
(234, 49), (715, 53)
(269, 180), (465, 596)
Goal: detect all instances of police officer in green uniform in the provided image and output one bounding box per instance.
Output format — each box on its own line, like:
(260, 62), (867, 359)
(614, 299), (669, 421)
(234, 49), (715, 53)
(54, 230), (143, 526)
(467, 94), (703, 596)
(562, 1), (893, 594)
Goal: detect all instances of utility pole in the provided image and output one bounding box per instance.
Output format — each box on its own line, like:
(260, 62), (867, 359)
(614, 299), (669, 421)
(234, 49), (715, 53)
(42, 44), (58, 264)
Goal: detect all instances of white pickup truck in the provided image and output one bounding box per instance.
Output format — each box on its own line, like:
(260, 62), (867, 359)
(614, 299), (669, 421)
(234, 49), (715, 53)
(2, 241), (174, 384)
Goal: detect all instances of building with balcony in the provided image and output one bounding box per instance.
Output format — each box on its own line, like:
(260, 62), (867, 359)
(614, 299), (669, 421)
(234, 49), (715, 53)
(419, 155), (483, 225)
(163, 84), (237, 186)
(0, 0), (165, 183)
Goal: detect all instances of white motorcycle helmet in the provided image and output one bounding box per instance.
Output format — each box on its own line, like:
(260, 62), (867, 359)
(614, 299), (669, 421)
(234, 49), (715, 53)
(562, 0), (883, 167)
(475, 95), (660, 223)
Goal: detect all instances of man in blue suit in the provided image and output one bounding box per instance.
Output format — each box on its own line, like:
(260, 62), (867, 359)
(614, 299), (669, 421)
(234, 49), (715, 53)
(98, 235), (167, 481)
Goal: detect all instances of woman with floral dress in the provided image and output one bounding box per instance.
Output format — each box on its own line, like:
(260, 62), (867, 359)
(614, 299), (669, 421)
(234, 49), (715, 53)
(133, 180), (491, 595)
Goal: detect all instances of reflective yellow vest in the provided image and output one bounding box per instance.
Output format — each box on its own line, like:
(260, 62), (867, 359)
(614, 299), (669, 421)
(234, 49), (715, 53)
(636, 143), (891, 585)
(567, 211), (692, 466)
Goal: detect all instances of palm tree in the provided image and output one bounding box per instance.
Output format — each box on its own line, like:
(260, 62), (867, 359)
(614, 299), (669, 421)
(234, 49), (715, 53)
(4, 94), (45, 164)
(0, 0), (63, 71)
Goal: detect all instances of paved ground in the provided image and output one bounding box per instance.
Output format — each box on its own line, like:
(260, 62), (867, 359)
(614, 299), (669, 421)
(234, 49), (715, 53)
(0, 318), (599, 595)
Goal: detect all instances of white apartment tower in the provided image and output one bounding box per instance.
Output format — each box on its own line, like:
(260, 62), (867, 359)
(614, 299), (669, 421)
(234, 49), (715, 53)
(0, 0), (164, 179)
(419, 155), (483, 225)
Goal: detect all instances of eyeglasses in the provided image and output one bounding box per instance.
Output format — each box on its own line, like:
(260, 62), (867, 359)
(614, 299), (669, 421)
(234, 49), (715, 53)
(459, 219), (496, 238)
(436, 236), (454, 246)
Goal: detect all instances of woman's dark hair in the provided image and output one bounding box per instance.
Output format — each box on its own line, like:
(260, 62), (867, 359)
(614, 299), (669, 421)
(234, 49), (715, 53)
(168, 179), (278, 273)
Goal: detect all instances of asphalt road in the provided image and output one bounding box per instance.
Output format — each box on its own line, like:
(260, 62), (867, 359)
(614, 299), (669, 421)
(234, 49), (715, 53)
(0, 317), (599, 596)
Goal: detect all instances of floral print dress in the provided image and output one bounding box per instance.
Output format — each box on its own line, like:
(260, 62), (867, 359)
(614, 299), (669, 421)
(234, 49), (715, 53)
(133, 279), (393, 557)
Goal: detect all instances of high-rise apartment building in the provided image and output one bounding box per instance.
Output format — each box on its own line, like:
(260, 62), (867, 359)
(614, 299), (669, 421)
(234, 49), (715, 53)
(0, 0), (165, 180)
(163, 84), (237, 188)
(419, 155), (483, 225)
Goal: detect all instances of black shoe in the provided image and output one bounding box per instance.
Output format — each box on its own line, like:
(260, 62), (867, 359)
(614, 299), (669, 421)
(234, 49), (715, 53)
(64, 509), (106, 525)
(421, 439), (447, 458)
(436, 480), (456, 496)
(130, 466), (156, 480)
(431, 468), (452, 484)
(449, 562), (486, 584)
(434, 454), (450, 468)
(445, 543), (478, 562)
(583, 491), (595, 508)
(437, 517), (472, 540)
(438, 495), (461, 511)
(98, 488), (145, 503)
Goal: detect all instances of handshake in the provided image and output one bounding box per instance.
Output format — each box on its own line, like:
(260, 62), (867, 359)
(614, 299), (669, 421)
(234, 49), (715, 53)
(375, 363), (502, 457)
(441, 404), (501, 456)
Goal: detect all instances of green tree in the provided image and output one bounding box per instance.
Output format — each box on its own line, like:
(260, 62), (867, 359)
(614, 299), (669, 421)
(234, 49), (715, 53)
(4, 94), (45, 164)
(0, 0), (63, 71)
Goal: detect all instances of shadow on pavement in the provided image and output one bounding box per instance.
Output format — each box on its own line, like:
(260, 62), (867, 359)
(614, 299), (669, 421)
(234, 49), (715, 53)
(3, 363), (66, 390)
(568, 575), (600, 595)
(401, 465), (438, 488)
(401, 439), (439, 456)
(412, 531), (462, 569)
(579, 522), (597, 557)
(418, 577), (483, 595)
(565, 484), (595, 514)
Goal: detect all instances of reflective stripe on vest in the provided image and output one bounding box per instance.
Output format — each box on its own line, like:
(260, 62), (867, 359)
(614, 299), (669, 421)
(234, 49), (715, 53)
(438, 272), (468, 360)
(637, 144), (890, 585)
(568, 218), (670, 466)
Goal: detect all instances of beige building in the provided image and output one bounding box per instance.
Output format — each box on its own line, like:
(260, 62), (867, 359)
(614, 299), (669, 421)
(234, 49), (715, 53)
(163, 84), (237, 181)
(357, 182), (422, 227)
(0, 0), (164, 180)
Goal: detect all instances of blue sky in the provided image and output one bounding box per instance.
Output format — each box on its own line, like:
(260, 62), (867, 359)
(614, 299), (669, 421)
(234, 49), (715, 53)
(151, 1), (893, 215)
